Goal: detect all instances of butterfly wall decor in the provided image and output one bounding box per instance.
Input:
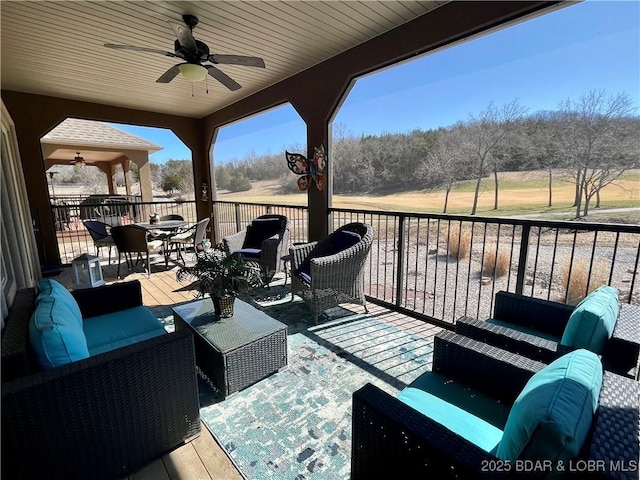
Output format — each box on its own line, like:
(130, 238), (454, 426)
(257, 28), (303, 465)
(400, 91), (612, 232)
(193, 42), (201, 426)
(285, 143), (327, 191)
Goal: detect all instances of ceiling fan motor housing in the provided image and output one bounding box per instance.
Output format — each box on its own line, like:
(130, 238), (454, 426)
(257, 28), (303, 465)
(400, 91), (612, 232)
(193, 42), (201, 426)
(174, 39), (210, 63)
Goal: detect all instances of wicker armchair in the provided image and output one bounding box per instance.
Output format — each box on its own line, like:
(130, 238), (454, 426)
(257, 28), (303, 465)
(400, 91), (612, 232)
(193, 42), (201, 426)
(290, 222), (373, 323)
(352, 331), (639, 479)
(1, 281), (201, 480)
(456, 290), (640, 379)
(223, 214), (290, 283)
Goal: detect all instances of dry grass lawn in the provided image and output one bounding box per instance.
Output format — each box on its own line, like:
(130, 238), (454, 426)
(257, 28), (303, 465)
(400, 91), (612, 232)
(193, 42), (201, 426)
(219, 170), (639, 216)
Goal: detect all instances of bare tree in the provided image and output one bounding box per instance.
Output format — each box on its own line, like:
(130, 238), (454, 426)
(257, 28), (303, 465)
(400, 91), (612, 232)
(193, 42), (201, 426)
(465, 100), (527, 215)
(527, 111), (565, 207)
(424, 125), (465, 213)
(557, 90), (638, 217)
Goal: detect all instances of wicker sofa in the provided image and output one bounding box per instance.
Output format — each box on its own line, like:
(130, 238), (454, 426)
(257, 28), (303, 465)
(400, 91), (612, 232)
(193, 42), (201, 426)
(456, 289), (640, 379)
(1, 280), (201, 479)
(352, 331), (639, 479)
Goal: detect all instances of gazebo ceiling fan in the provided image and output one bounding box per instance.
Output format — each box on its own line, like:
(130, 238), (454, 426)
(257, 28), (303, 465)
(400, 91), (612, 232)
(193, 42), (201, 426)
(70, 152), (85, 166)
(104, 14), (265, 91)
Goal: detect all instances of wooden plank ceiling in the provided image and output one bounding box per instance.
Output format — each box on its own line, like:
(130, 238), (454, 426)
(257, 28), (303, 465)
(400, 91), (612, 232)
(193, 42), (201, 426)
(0, 1), (447, 118)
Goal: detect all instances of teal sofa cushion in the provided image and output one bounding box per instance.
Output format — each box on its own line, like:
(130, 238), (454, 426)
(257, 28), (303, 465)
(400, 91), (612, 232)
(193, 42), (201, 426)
(398, 372), (506, 453)
(560, 286), (618, 354)
(83, 306), (166, 356)
(29, 296), (90, 370)
(487, 318), (560, 342)
(37, 278), (83, 328)
(497, 349), (602, 463)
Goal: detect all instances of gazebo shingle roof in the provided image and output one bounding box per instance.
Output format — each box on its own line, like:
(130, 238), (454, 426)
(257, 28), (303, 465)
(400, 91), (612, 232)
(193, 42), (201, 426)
(42, 118), (162, 152)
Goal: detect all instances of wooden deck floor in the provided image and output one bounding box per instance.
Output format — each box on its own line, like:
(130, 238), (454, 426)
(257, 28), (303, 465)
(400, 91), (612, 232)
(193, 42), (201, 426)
(56, 253), (440, 479)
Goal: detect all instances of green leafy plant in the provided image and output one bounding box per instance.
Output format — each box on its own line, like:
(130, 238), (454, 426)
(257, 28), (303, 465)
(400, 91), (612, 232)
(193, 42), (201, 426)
(176, 242), (262, 298)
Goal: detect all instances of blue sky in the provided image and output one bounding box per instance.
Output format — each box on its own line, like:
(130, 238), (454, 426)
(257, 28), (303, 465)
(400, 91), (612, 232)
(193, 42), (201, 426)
(112, 0), (640, 165)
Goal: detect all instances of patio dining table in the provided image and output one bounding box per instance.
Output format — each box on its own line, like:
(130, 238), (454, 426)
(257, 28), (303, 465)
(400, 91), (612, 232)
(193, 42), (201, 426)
(135, 220), (188, 265)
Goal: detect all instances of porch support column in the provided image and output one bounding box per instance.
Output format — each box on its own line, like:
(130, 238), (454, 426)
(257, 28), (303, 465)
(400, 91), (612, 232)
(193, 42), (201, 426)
(98, 162), (117, 195)
(129, 152), (153, 202)
(173, 125), (214, 242)
(121, 158), (132, 196)
(304, 117), (330, 241)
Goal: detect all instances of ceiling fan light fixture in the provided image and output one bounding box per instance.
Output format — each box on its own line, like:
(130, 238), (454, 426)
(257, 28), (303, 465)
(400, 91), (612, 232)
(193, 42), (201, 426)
(178, 63), (207, 82)
(72, 152), (86, 166)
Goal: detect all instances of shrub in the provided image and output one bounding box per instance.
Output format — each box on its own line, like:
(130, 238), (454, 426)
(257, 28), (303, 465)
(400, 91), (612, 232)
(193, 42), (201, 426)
(447, 224), (471, 260)
(560, 257), (609, 305)
(482, 247), (510, 278)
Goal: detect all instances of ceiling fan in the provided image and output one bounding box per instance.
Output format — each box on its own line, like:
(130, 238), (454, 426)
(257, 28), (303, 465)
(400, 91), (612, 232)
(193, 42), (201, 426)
(70, 152), (85, 166)
(104, 14), (265, 91)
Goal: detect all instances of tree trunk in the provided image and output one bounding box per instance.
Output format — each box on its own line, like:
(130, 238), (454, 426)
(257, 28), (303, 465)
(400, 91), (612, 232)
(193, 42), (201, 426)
(493, 167), (499, 210)
(471, 175), (482, 215)
(583, 195), (591, 217)
(548, 168), (553, 207)
(573, 170), (581, 207)
(443, 185), (451, 213)
(596, 189), (601, 208)
(575, 168), (585, 218)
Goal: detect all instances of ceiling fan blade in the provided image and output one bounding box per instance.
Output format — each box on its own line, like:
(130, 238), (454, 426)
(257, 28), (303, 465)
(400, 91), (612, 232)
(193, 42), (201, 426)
(169, 22), (197, 53)
(104, 43), (177, 57)
(209, 54), (265, 68)
(205, 65), (241, 91)
(156, 64), (182, 83)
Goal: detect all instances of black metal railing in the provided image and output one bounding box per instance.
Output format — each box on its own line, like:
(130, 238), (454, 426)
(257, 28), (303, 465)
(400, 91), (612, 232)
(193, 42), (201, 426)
(212, 201), (308, 244)
(212, 200), (639, 327)
(53, 196), (639, 325)
(51, 198), (197, 264)
(330, 208), (639, 327)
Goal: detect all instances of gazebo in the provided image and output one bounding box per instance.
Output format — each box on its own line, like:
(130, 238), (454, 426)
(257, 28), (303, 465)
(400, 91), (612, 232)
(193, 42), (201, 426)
(40, 118), (162, 203)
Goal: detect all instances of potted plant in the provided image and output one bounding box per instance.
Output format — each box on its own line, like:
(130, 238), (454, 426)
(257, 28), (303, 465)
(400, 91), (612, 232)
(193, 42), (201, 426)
(176, 242), (263, 317)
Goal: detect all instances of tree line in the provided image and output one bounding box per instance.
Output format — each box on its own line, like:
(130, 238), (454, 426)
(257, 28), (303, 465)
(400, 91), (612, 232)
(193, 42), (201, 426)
(55, 90), (636, 219)
(214, 90), (639, 218)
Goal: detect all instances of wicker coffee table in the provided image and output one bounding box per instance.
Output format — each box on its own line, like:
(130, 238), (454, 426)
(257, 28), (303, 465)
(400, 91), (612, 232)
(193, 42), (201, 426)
(173, 298), (287, 398)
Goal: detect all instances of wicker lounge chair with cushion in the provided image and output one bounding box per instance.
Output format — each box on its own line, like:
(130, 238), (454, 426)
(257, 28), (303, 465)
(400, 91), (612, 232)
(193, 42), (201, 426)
(290, 222), (373, 323)
(455, 287), (640, 379)
(351, 331), (639, 479)
(1, 279), (200, 480)
(223, 214), (290, 283)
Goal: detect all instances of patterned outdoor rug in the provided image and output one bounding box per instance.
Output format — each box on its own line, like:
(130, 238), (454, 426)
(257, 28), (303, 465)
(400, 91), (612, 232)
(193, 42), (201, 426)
(154, 283), (434, 480)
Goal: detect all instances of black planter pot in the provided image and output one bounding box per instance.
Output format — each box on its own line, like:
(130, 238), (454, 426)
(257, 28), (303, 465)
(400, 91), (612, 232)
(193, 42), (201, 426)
(212, 295), (235, 318)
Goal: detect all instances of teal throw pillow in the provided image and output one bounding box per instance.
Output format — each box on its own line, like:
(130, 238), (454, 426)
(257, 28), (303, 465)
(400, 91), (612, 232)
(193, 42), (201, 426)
(497, 349), (602, 464)
(37, 278), (84, 328)
(560, 285), (618, 354)
(29, 296), (90, 370)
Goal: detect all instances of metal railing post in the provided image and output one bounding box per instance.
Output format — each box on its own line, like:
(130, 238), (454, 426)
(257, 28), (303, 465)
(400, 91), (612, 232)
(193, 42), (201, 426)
(235, 203), (242, 232)
(395, 215), (406, 307)
(515, 224), (531, 295)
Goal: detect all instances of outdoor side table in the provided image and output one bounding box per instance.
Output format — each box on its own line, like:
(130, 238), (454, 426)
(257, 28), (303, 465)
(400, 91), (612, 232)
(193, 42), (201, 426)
(173, 298), (288, 398)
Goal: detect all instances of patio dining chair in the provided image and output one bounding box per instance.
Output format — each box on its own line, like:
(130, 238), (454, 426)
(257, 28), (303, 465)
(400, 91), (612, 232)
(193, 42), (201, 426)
(455, 288), (640, 379)
(83, 220), (116, 265)
(290, 222), (373, 323)
(167, 217), (210, 263)
(111, 225), (163, 278)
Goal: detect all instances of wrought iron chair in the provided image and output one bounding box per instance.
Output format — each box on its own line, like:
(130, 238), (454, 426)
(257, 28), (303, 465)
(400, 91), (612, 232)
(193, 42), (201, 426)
(111, 225), (163, 278)
(223, 214), (290, 284)
(290, 222), (373, 323)
(167, 217), (210, 263)
(83, 220), (116, 265)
